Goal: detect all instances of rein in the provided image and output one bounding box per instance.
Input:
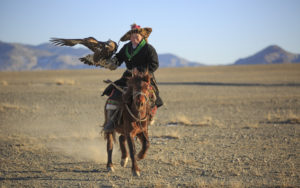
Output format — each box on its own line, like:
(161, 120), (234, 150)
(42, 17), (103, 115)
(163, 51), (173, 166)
(103, 79), (125, 94)
(125, 104), (147, 122)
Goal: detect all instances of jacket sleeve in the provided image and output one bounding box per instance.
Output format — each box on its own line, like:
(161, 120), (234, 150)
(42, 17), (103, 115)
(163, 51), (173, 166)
(115, 44), (127, 66)
(146, 44), (159, 73)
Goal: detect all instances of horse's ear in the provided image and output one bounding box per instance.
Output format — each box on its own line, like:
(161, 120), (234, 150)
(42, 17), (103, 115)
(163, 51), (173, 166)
(132, 68), (139, 77)
(126, 76), (134, 86)
(144, 69), (149, 76)
(145, 74), (151, 84)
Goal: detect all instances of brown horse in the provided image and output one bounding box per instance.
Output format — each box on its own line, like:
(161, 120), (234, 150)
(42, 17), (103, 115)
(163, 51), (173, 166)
(104, 72), (153, 176)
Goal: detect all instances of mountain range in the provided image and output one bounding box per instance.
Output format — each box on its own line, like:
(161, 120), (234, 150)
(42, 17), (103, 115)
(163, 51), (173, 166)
(234, 45), (300, 65)
(0, 41), (203, 71)
(0, 41), (299, 71)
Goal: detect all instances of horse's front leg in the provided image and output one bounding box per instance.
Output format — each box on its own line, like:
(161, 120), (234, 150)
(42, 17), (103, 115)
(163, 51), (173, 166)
(106, 133), (114, 172)
(119, 135), (128, 167)
(137, 132), (150, 161)
(127, 133), (140, 176)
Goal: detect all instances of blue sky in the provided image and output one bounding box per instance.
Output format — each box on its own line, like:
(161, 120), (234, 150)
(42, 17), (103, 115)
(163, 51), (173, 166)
(0, 0), (299, 65)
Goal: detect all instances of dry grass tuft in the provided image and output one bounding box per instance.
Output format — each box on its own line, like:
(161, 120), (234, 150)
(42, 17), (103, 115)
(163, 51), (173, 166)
(0, 103), (23, 112)
(164, 129), (180, 139)
(195, 116), (213, 126)
(169, 115), (212, 126)
(245, 122), (259, 129)
(55, 79), (76, 85)
(1, 80), (8, 86)
(176, 115), (192, 125)
(266, 110), (300, 124)
(152, 129), (180, 139)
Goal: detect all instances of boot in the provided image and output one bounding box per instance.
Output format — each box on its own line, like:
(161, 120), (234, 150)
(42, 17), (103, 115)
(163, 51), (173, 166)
(103, 109), (117, 132)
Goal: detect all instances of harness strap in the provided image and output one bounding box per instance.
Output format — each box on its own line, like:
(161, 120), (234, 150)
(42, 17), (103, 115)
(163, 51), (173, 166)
(133, 91), (149, 103)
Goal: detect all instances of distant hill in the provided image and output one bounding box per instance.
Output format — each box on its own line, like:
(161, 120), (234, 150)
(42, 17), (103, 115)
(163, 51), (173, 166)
(0, 41), (203, 71)
(158, 53), (204, 67)
(0, 41), (93, 71)
(234, 45), (300, 65)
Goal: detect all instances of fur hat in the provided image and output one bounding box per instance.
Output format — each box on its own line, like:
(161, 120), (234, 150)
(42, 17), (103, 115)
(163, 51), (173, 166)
(120, 23), (152, 42)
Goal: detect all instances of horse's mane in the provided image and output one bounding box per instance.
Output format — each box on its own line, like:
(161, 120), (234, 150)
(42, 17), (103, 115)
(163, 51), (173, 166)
(127, 73), (151, 88)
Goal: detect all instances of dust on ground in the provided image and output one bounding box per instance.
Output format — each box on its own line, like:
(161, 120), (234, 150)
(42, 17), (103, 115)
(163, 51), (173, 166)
(0, 64), (299, 187)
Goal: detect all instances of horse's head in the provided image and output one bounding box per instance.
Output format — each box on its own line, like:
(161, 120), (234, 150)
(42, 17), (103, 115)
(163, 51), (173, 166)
(125, 71), (151, 112)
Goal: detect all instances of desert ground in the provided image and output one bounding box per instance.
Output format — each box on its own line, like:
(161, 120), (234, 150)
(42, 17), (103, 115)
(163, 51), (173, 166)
(0, 64), (299, 187)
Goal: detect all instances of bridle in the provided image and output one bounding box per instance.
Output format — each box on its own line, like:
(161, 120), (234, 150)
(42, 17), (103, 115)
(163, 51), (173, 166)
(133, 91), (149, 104)
(126, 90), (149, 122)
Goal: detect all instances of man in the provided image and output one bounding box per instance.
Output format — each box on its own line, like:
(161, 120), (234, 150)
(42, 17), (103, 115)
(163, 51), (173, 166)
(101, 23), (163, 132)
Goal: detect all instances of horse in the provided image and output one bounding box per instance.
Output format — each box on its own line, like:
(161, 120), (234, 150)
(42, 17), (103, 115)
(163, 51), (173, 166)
(104, 71), (153, 176)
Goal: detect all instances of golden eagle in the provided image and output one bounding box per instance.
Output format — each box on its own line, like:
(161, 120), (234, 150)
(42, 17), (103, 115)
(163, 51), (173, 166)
(50, 37), (118, 67)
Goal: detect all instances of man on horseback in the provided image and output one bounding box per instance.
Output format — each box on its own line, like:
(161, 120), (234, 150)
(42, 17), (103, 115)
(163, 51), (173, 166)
(100, 23), (163, 132)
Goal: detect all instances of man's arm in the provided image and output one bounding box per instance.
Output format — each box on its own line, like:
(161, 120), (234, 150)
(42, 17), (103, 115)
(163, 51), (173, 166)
(146, 44), (159, 73)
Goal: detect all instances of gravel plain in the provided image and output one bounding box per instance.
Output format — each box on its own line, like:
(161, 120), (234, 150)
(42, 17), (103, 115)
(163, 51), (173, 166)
(0, 64), (299, 187)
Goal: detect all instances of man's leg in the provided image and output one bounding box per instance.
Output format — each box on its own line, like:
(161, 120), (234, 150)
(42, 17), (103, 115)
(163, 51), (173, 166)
(103, 88), (123, 132)
(103, 99), (119, 132)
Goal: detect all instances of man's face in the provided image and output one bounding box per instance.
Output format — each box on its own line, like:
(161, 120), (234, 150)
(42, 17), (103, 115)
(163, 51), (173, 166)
(130, 33), (143, 46)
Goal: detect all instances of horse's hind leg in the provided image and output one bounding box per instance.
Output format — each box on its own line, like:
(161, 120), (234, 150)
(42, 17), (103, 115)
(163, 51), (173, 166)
(106, 133), (114, 172)
(119, 135), (128, 167)
(127, 134), (140, 176)
(137, 133), (150, 161)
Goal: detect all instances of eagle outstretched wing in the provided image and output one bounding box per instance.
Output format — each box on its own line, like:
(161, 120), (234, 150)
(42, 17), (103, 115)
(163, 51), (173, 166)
(50, 37), (118, 66)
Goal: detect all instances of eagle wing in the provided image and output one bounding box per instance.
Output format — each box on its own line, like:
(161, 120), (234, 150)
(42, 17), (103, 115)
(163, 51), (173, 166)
(50, 38), (83, 47)
(50, 37), (102, 52)
(50, 37), (118, 66)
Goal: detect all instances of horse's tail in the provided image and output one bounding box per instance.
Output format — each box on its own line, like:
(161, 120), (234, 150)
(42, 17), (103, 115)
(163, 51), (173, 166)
(104, 131), (117, 142)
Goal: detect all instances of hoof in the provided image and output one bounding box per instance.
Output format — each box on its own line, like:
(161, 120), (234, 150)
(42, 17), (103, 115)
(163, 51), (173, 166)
(107, 166), (115, 172)
(137, 154), (145, 161)
(120, 157), (128, 167)
(137, 156), (142, 161)
(132, 170), (140, 177)
(150, 119), (155, 125)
